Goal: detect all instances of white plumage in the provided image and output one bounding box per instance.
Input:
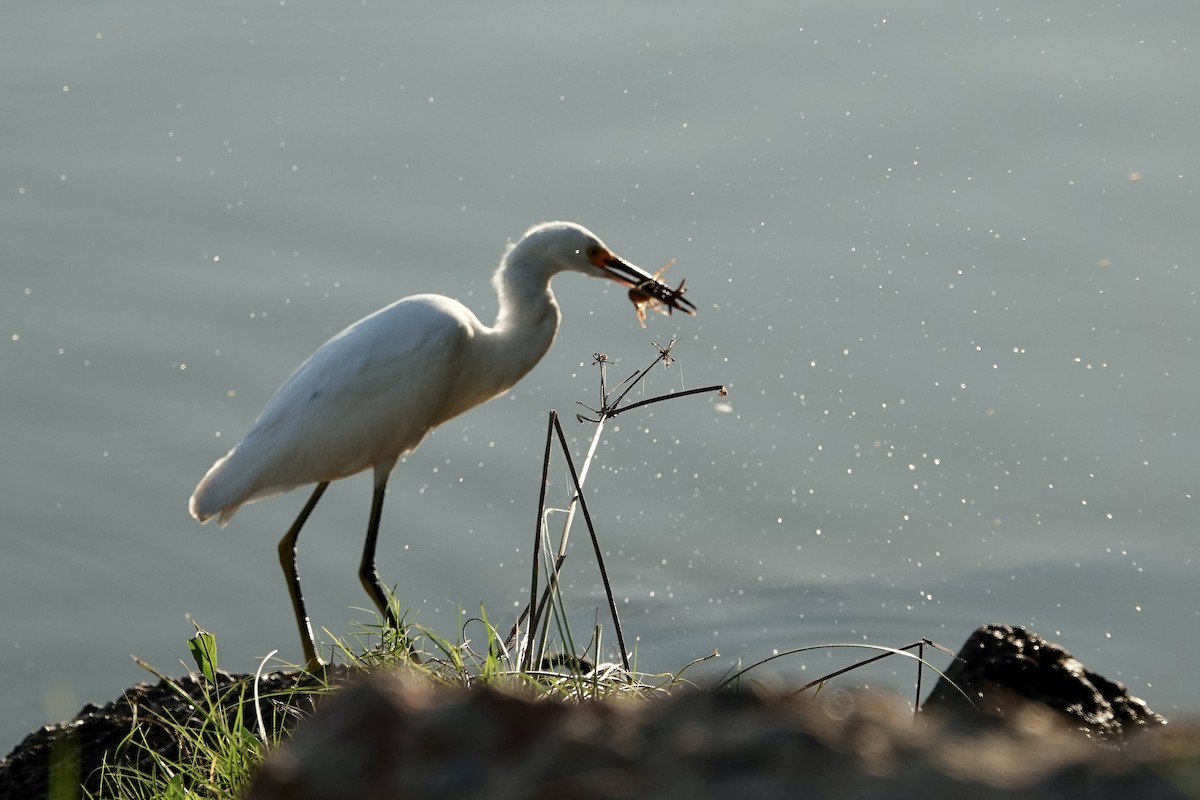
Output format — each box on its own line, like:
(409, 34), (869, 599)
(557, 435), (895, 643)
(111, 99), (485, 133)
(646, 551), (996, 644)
(189, 221), (695, 666)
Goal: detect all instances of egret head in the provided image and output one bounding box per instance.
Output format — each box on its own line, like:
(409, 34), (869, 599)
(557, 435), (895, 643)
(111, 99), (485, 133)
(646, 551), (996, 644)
(510, 221), (696, 316)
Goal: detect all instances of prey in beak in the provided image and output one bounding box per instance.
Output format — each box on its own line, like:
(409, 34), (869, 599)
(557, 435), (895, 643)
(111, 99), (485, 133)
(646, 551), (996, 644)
(626, 259), (689, 328)
(589, 248), (698, 325)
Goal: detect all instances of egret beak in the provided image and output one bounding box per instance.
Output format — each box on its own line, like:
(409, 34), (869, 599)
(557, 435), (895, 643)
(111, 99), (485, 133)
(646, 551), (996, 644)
(594, 251), (698, 316)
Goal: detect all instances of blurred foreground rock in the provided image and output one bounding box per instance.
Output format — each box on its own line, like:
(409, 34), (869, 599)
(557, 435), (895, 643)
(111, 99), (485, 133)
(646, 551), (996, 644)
(247, 671), (1198, 800)
(2, 626), (1195, 800)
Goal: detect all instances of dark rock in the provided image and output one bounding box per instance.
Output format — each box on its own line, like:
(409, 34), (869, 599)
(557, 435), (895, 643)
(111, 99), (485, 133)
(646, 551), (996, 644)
(924, 624), (1166, 739)
(246, 672), (1200, 800)
(0, 627), (1186, 800)
(0, 667), (348, 800)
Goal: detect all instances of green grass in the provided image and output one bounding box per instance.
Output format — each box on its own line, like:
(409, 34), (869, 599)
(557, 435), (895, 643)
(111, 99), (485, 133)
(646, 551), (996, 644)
(85, 604), (702, 800)
(83, 605), (954, 799)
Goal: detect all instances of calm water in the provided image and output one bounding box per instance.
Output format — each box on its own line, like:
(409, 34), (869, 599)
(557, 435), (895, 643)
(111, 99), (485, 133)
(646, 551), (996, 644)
(3, 2), (1198, 752)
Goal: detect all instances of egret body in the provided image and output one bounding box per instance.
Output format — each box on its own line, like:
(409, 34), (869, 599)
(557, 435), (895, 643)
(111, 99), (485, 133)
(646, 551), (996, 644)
(189, 221), (695, 667)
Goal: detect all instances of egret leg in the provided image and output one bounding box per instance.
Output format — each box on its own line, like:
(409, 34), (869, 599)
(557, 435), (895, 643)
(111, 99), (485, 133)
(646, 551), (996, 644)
(358, 480), (399, 629)
(278, 481), (330, 669)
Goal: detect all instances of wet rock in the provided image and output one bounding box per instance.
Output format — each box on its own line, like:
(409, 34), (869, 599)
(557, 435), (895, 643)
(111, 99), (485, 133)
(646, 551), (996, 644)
(923, 624), (1166, 739)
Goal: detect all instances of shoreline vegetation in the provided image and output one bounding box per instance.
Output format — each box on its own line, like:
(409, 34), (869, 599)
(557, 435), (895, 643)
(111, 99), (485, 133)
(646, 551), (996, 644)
(0, 621), (1189, 800)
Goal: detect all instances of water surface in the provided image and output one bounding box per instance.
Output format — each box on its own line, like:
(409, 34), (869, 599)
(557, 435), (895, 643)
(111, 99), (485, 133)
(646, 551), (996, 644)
(3, 2), (1198, 751)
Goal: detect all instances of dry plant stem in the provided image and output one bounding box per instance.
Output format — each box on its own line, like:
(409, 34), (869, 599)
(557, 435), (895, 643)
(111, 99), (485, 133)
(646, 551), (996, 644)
(530, 555), (568, 636)
(607, 384), (728, 418)
(527, 564), (559, 672)
(713, 638), (958, 720)
(520, 408), (615, 673)
(797, 647), (905, 693)
(914, 640), (925, 717)
(516, 398), (609, 671)
(513, 343), (725, 671)
(512, 407), (598, 671)
(798, 638), (954, 705)
(525, 360), (617, 668)
(796, 639), (942, 719)
(520, 411), (557, 670)
(551, 412), (630, 673)
(551, 409), (607, 557)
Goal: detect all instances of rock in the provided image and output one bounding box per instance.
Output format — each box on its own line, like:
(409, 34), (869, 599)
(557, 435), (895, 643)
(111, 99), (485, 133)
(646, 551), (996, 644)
(0, 667), (349, 800)
(246, 672), (1200, 800)
(923, 624), (1166, 739)
(1, 627), (1188, 800)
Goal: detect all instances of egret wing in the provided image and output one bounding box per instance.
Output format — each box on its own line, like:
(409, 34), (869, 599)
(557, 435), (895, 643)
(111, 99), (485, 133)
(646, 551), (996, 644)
(192, 296), (475, 518)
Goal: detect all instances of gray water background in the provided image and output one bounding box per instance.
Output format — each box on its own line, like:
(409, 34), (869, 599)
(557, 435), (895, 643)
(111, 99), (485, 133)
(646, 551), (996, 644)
(3, 2), (1198, 751)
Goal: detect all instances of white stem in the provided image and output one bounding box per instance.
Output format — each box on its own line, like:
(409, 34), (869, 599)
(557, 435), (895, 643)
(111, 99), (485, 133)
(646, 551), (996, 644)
(553, 415), (607, 558)
(527, 414), (607, 668)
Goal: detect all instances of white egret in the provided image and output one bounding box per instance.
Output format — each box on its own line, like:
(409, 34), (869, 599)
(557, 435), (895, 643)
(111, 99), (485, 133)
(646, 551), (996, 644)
(189, 221), (696, 667)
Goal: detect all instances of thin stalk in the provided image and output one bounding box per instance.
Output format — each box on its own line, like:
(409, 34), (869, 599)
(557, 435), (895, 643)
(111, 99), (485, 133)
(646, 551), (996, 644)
(512, 342), (726, 672)
(518, 411), (556, 671)
(608, 384), (727, 418)
(552, 412), (630, 672)
(553, 411), (607, 558)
